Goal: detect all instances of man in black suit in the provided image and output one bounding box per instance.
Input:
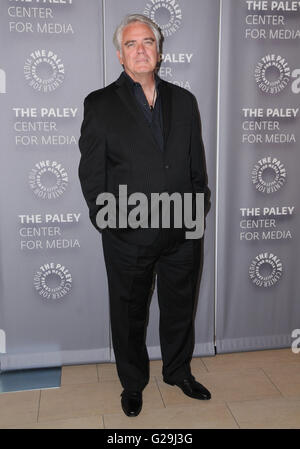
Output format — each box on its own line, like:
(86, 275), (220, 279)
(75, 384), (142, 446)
(79, 14), (211, 417)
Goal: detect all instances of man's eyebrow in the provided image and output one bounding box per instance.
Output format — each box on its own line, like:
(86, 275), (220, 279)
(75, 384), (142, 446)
(124, 39), (136, 46)
(124, 37), (155, 46)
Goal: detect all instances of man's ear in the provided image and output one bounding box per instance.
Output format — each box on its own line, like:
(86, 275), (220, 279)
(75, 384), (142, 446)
(117, 50), (123, 66)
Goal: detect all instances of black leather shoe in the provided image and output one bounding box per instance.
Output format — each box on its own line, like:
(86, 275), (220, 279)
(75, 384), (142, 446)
(121, 390), (143, 417)
(164, 378), (211, 400)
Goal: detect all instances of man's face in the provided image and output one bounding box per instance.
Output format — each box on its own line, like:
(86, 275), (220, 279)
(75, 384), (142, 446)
(117, 22), (159, 78)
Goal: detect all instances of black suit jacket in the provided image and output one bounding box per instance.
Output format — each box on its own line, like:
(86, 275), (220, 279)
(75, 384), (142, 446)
(78, 73), (210, 245)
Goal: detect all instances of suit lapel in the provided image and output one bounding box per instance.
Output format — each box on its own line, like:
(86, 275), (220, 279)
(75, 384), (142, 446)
(158, 79), (172, 148)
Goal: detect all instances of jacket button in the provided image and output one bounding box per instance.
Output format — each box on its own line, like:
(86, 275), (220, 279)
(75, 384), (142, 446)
(165, 164), (170, 169)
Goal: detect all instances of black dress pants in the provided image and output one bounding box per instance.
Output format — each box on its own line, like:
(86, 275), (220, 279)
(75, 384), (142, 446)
(102, 228), (202, 392)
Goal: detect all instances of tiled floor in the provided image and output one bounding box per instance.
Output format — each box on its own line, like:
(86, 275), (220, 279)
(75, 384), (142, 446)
(1, 348), (300, 428)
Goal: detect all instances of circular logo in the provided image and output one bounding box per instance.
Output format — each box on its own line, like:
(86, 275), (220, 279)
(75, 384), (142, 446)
(249, 252), (283, 287)
(28, 160), (68, 200)
(251, 156), (286, 194)
(254, 54), (290, 94)
(24, 49), (65, 93)
(144, 0), (182, 37)
(34, 263), (72, 300)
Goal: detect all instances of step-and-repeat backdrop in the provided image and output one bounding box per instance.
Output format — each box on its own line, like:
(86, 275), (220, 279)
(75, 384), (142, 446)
(0, 0), (110, 370)
(216, 0), (300, 352)
(0, 0), (298, 370)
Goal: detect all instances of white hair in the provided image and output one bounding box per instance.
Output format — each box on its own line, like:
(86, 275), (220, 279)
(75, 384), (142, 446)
(113, 14), (162, 54)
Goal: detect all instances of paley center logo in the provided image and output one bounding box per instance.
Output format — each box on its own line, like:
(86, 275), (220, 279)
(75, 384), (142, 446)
(0, 69), (6, 93)
(34, 262), (72, 300)
(144, 0), (182, 37)
(249, 252), (283, 288)
(24, 49), (65, 93)
(28, 160), (68, 200)
(254, 54), (300, 95)
(251, 156), (286, 194)
(255, 54), (291, 94)
(95, 185), (204, 239)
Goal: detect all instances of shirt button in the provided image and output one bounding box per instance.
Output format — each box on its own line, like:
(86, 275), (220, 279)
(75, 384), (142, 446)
(165, 164), (170, 169)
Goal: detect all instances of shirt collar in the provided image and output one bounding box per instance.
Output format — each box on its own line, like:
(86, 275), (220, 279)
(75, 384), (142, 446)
(122, 70), (161, 89)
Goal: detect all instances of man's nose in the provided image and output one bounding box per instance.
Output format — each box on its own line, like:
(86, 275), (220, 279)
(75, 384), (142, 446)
(136, 43), (145, 53)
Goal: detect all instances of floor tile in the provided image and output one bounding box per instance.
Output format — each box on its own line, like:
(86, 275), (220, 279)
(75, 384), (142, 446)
(149, 360), (163, 377)
(61, 364), (98, 385)
(97, 363), (119, 382)
(38, 382), (105, 422)
(104, 403), (238, 429)
(38, 379), (164, 422)
(262, 363), (300, 398)
(2, 349), (299, 430)
(157, 368), (281, 406)
(201, 348), (299, 372)
(227, 397), (300, 428)
(0, 390), (40, 428)
(191, 357), (208, 372)
(5, 415), (104, 429)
